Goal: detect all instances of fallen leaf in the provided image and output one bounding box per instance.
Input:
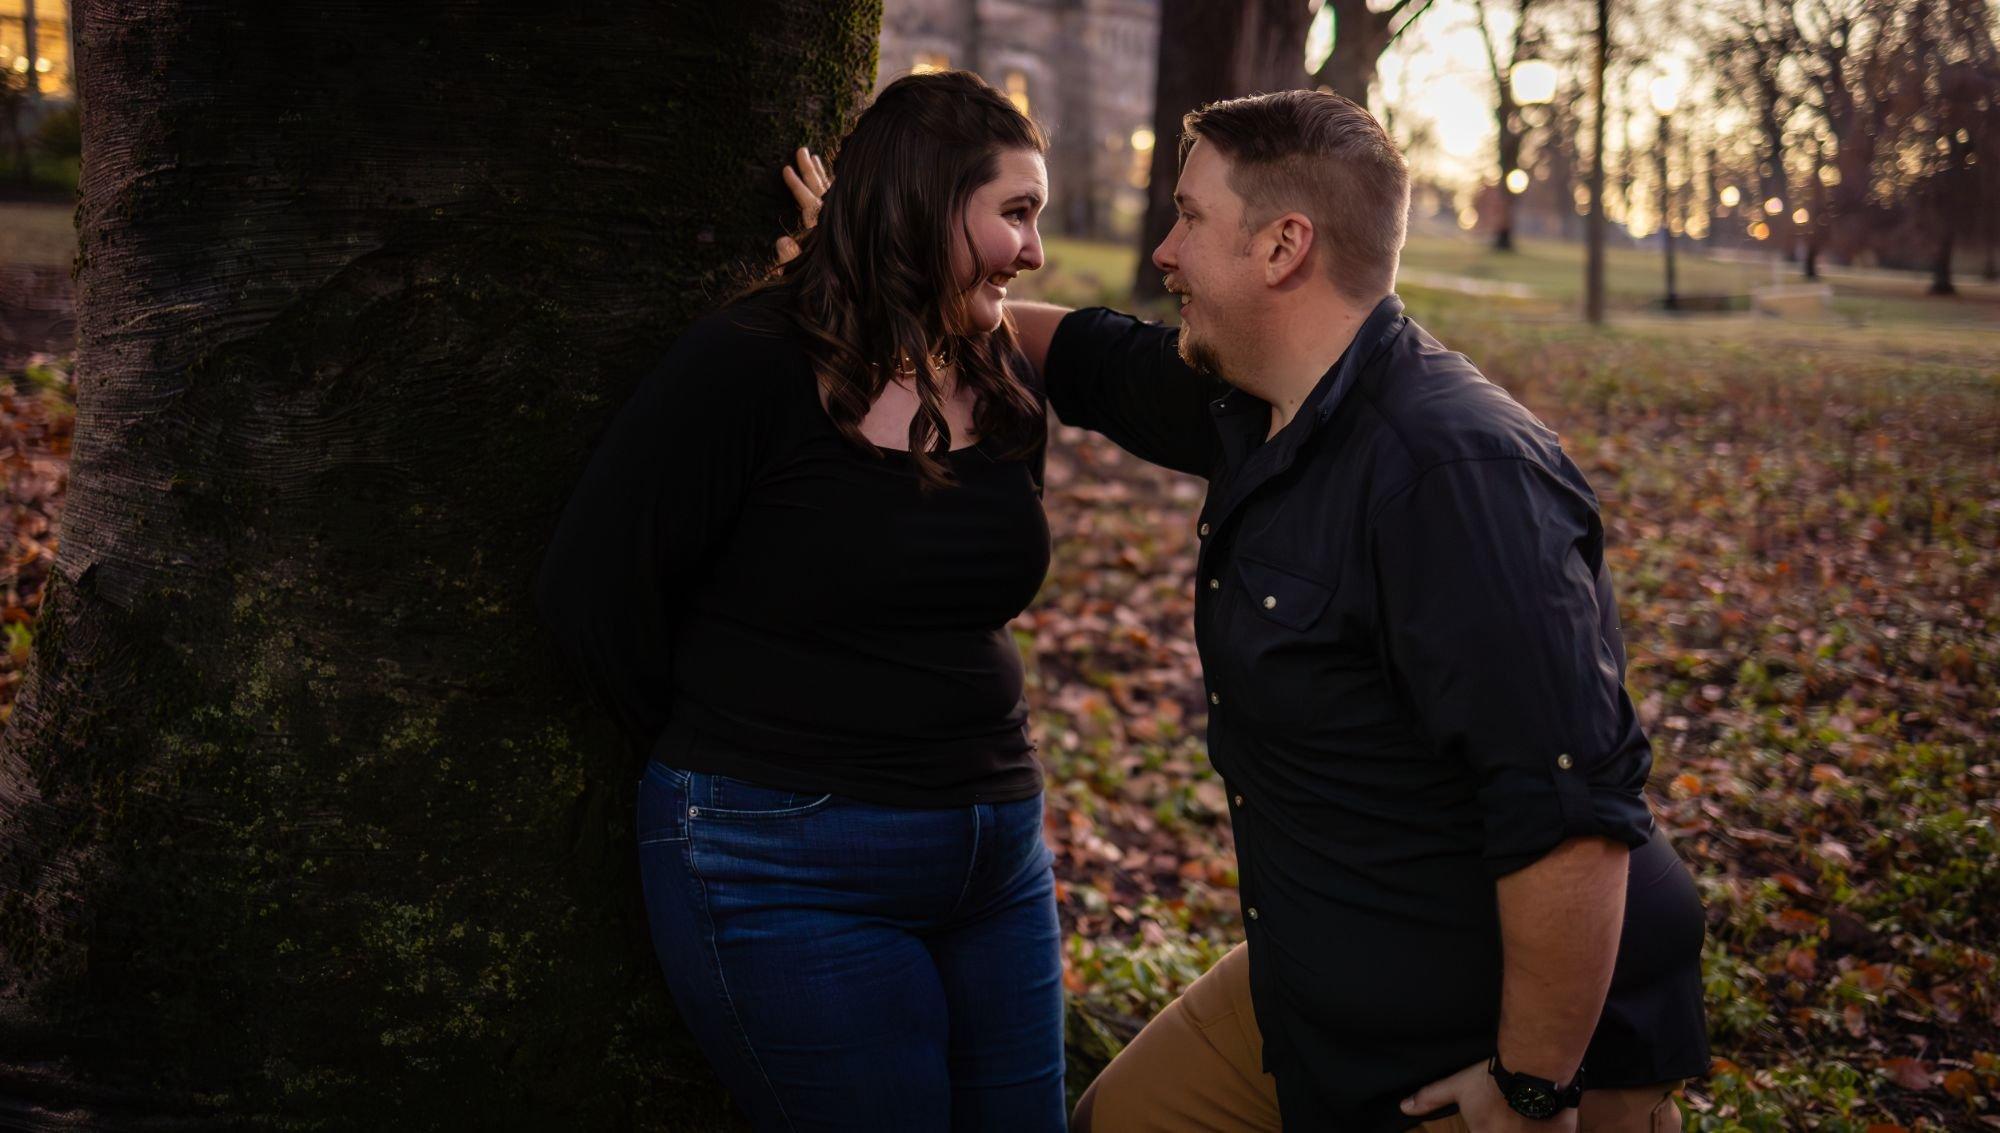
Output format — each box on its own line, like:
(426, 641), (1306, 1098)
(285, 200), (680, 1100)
(1881, 1057), (1937, 1091)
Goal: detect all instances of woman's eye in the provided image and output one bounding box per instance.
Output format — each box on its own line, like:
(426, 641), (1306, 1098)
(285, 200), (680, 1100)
(1005, 209), (1027, 223)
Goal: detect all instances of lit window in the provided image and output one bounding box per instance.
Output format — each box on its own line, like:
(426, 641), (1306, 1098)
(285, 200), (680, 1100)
(1005, 71), (1030, 115)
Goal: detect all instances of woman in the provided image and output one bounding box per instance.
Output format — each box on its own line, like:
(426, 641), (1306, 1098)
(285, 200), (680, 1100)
(533, 71), (1064, 1132)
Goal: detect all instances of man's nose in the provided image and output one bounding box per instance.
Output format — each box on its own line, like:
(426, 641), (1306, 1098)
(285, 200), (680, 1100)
(1151, 222), (1180, 274)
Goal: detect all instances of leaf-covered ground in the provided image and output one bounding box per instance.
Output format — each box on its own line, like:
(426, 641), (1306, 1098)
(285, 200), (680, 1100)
(0, 354), (70, 714)
(3, 255), (1996, 1130)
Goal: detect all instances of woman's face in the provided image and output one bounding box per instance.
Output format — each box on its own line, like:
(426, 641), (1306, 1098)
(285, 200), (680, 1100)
(949, 148), (1048, 335)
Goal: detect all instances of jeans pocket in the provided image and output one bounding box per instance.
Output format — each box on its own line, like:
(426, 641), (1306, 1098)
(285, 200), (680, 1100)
(636, 763), (690, 845)
(689, 770), (837, 820)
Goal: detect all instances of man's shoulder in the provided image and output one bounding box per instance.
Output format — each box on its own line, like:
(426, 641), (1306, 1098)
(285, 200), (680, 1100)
(1359, 317), (1573, 489)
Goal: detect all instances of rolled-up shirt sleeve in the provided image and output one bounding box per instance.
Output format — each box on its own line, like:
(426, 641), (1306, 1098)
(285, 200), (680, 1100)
(1372, 456), (1654, 877)
(1042, 307), (1227, 478)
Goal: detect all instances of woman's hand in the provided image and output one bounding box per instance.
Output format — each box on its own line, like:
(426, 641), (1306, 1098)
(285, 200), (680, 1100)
(774, 146), (831, 264)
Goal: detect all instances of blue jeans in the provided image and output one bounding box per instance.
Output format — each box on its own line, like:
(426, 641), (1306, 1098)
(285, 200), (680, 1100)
(636, 756), (1066, 1132)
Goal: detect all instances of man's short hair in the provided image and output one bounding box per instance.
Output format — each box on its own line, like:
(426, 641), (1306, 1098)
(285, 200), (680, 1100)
(1181, 89), (1410, 304)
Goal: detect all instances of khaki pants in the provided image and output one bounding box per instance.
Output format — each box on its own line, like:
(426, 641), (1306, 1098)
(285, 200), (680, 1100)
(1073, 943), (1683, 1133)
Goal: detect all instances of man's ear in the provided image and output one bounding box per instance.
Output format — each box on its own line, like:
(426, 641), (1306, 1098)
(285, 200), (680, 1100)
(1263, 212), (1316, 287)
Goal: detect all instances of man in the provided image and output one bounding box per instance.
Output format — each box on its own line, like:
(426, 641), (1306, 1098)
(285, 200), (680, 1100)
(779, 88), (1707, 1132)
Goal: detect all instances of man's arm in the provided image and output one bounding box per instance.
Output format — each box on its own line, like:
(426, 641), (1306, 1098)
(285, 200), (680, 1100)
(1378, 456), (1654, 1129)
(1007, 300), (1071, 377)
(1495, 835), (1628, 1084)
(1017, 302), (1227, 478)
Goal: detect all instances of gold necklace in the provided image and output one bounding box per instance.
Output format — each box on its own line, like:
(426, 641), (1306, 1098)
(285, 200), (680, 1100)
(892, 346), (954, 376)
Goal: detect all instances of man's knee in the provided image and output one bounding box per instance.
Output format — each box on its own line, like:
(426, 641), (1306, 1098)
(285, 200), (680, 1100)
(1649, 1090), (1684, 1133)
(1071, 1077), (1099, 1133)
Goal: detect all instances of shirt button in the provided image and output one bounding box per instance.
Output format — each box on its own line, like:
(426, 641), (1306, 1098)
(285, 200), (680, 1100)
(1209, 692), (1221, 706)
(688, 807), (700, 818)
(1247, 907), (1259, 920)
(1208, 578), (1220, 590)
(1262, 595), (1277, 609)
(1233, 794), (1244, 807)
(1557, 753), (1575, 770)
(1199, 522), (1211, 537)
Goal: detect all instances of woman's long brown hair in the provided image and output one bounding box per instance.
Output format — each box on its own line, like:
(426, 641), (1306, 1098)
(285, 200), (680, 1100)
(740, 70), (1049, 490)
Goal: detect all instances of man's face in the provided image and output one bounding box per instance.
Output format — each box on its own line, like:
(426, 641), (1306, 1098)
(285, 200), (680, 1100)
(1151, 141), (1260, 378)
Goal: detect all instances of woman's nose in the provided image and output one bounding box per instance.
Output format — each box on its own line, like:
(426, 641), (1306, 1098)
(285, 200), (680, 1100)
(1018, 230), (1045, 272)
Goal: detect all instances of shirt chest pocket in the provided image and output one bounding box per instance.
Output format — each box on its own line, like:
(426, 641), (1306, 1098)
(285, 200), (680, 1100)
(1221, 554), (1361, 734)
(1234, 555), (1336, 632)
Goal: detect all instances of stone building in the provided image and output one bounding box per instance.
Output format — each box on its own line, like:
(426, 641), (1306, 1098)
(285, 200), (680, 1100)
(0, 0), (73, 105)
(877, 0), (1158, 240)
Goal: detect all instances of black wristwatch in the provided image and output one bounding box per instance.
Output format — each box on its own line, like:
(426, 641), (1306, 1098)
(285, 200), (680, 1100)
(1487, 1054), (1585, 1119)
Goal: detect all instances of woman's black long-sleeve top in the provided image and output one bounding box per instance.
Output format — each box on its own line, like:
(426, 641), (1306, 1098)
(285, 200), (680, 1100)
(534, 293), (1051, 806)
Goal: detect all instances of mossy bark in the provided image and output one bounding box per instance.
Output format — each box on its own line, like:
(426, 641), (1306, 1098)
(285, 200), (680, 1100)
(0, 2), (879, 1128)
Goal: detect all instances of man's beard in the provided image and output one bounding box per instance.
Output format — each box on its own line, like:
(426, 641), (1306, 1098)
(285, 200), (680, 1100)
(1177, 324), (1224, 378)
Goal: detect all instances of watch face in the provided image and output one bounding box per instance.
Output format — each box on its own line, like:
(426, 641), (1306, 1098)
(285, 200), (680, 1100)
(1510, 1085), (1560, 1119)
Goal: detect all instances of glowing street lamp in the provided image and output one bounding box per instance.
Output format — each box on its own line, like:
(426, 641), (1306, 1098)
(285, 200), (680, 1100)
(1649, 69), (1687, 311)
(1719, 185), (1742, 209)
(1510, 60), (1559, 106)
(1505, 168), (1530, 194)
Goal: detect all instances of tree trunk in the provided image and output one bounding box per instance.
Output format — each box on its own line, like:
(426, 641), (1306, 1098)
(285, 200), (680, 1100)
(21, 0), (39, 101)
(1472, 0), (1530, 252)
(1583, 0), (1608, 324)
(1314, 0), (1427, 106)
(1133, 0), (1312, 300)
(1931, 223), (1957, 295)
(0, 1), (879, 1129)
(1491, 80), (1521, 252)
(1755, 67), (1793, 261)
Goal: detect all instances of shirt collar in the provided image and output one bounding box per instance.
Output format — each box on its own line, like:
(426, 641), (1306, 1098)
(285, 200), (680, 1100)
(1208, 293), (1406, 452)
(1301, 292), (1406, 427)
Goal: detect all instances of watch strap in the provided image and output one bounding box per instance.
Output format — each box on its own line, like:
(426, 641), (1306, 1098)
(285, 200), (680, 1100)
(1487, 1054), (1585, 1118)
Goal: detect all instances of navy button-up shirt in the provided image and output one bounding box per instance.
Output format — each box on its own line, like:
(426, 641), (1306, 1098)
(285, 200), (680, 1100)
(1045, 296), (1679, 1130)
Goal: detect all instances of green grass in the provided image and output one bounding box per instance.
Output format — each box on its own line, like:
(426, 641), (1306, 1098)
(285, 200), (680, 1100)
(1400, 231), (1777, 309)
(0, 200), (78, 269)
(1023, 232), (2000, 331)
